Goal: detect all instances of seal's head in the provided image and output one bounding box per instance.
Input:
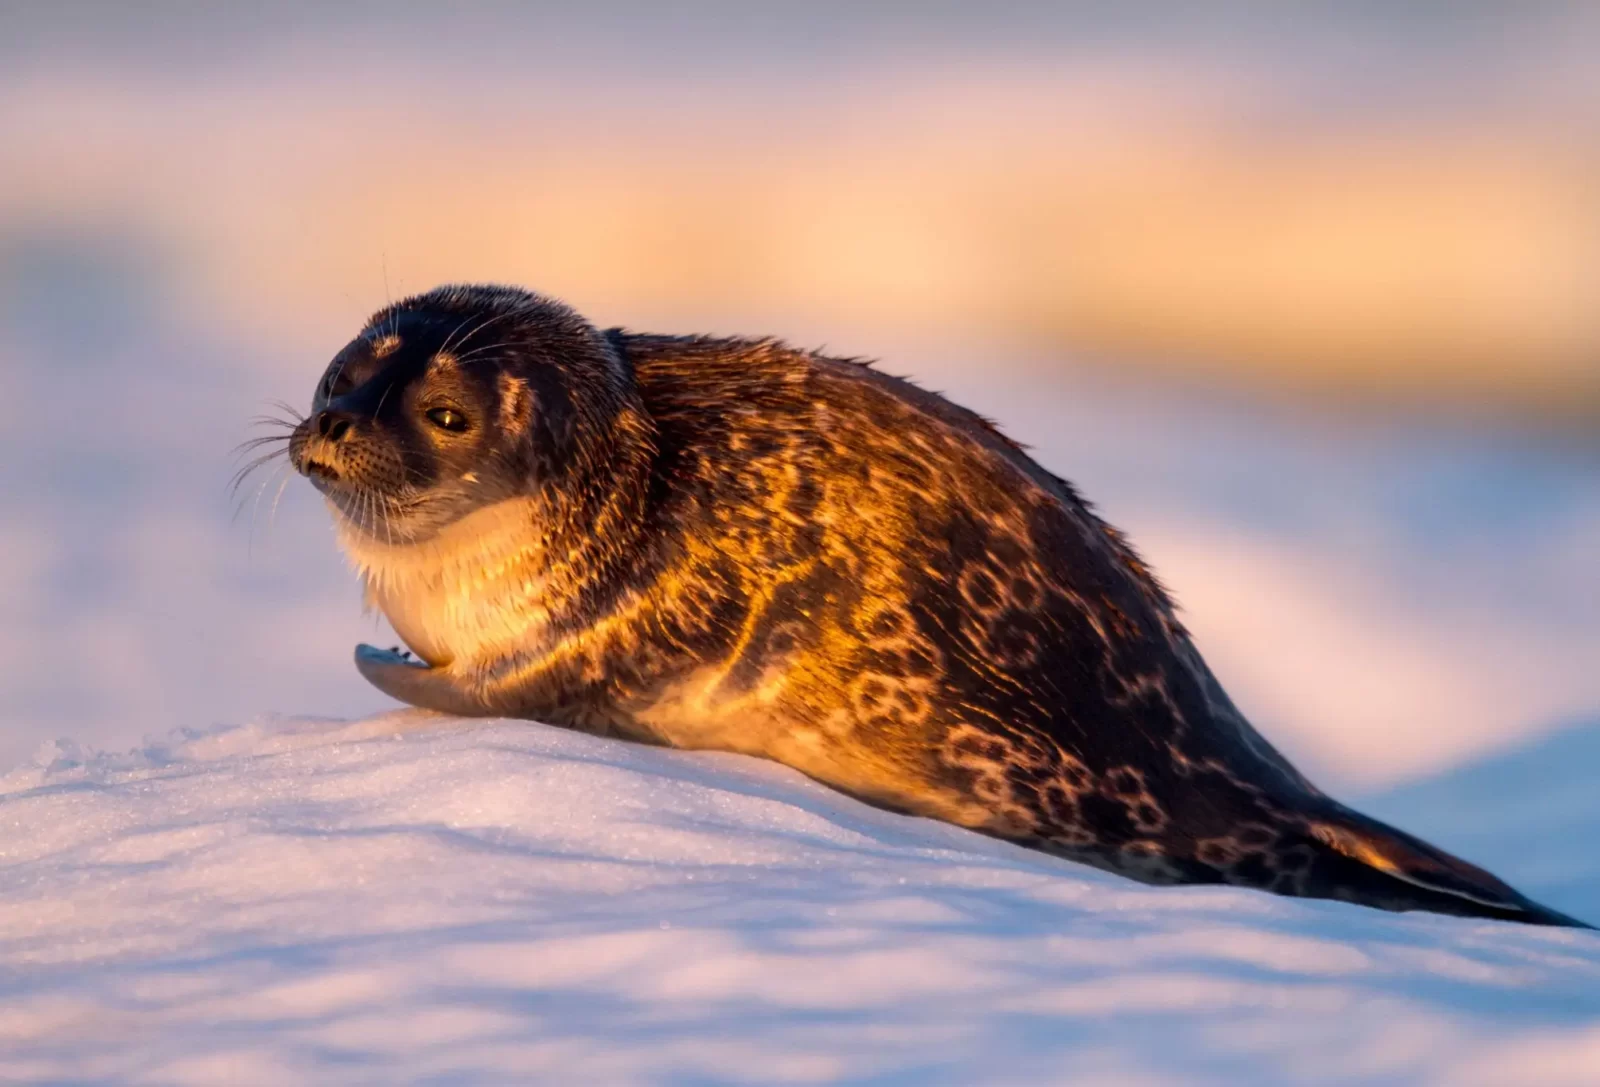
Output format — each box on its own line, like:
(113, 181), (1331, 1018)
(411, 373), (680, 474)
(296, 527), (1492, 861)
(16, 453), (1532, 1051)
(290, 284), (643, 543)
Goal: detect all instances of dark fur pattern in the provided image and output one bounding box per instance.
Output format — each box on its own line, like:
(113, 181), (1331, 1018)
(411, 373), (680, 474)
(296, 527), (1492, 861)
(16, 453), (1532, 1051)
(287, 284), (1590, 929)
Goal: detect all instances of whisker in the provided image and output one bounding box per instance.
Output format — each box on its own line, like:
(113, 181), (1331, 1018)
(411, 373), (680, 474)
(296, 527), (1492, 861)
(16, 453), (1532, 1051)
(266, 463), (293, 538)
(440, 302), (528, 360)
(229, 448), (290, 500)
(382, 260), (402, 345)
(233, 464), (273, 525)
(231, 433), (293, 458)
(232, 393), (307, 548)
(267, 399), (307, 423)
(233, 466), (270, 527)
(249, 461), (294, 554)
(239, 459), (289, 555)
(437, 313), (480, 359)
(247, 415), (300, 430)
(329, 352), (352, 400)
(450, 306), (525, 357)
(230, 440), (288, 470)
(381, 490), (395, 547)
(450, 344), (508, 367)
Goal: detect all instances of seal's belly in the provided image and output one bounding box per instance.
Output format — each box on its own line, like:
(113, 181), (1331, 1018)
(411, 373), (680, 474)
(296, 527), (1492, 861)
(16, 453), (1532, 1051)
(631, 663), (985, 831)
(372, 576), (546, 670)
(348, 497), (555, 671)
(372, 581), (458, 667)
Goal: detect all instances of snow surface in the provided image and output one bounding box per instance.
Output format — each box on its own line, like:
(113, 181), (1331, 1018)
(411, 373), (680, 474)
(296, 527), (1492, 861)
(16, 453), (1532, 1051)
(4, 182), (1598, 1086)
(3, 713), (1598, 1085)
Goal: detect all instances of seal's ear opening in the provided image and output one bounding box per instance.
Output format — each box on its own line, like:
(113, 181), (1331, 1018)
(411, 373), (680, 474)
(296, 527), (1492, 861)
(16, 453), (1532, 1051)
(494, 369), (561, 484)
(1309, 811), (1593, 928)
(498, 371), (534, 434)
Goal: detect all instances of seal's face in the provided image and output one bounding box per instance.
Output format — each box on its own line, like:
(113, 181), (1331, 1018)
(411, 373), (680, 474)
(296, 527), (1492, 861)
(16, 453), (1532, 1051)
(291, 329), (492, 542)
(288, 292), (540, 542)
(290, 285), (640, 544)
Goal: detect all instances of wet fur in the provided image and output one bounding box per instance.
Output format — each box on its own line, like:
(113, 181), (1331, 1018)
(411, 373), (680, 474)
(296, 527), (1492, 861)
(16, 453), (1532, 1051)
(289, 285), (1590, 929)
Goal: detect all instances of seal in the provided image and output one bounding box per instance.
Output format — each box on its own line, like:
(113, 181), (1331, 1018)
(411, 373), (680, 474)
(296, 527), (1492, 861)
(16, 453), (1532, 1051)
(281, 283), (1589, 928)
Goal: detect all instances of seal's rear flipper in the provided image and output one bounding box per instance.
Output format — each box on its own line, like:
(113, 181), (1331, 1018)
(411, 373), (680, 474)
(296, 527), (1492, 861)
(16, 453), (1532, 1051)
(1309, 808), (1594, 929)
(355, 643), (492, 717)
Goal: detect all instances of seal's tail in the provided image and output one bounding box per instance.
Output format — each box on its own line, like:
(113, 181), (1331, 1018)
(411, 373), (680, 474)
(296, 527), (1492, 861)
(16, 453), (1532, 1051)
(1301, 803), (1593, 929)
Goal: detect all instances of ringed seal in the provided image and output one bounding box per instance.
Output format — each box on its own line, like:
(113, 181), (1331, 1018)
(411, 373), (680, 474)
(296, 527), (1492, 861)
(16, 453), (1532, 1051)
(280, 283), (1589, 928)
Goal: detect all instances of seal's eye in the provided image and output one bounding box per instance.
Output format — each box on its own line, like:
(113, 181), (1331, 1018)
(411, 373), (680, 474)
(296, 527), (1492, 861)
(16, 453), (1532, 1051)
(426, 407), (469, 433)
(322, 369), (353, 399)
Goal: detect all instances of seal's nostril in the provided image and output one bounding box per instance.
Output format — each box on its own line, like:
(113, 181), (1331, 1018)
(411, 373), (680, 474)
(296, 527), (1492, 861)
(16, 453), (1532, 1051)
(317, 410), (353, 441)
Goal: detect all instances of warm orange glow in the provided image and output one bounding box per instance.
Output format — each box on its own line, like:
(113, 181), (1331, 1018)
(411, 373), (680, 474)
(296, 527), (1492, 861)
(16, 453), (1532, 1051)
(2, 30), (1595, 419)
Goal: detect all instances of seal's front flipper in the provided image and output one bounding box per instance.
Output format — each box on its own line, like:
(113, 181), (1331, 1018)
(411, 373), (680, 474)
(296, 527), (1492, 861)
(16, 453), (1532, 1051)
(354, 644), (492, 717)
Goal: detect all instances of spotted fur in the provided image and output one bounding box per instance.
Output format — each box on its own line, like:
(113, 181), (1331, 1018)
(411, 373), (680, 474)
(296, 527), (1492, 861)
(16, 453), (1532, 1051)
(288, 284), (1590, 929)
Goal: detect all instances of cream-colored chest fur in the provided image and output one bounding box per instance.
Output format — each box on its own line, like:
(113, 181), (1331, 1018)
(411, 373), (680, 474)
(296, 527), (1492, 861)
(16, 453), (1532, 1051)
(335, 498), (553, 671)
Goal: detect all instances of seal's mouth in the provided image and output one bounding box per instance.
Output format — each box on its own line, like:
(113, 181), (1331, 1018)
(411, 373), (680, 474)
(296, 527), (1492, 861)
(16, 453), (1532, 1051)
(303, 458), (341, 484)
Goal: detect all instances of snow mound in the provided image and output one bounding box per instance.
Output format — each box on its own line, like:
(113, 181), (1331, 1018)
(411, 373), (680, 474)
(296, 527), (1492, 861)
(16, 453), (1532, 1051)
(2, 715), (1598, 1085)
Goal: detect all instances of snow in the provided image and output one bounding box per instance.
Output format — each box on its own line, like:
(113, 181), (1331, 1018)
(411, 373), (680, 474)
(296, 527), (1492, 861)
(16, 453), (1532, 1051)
(5, 23), (1599, 1082)
(3, 191), (1598, 1087)
(3, 713), (1597, 1085)
(3, 286), (1597, 1087)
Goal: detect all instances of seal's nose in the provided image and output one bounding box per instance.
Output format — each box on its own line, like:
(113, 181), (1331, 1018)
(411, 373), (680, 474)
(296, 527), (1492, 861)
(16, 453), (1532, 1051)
(316, 410), (354, 442)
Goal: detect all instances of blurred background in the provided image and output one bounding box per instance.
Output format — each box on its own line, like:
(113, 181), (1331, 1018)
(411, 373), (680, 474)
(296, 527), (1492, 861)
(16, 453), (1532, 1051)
(1, 3), (1597, 889)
